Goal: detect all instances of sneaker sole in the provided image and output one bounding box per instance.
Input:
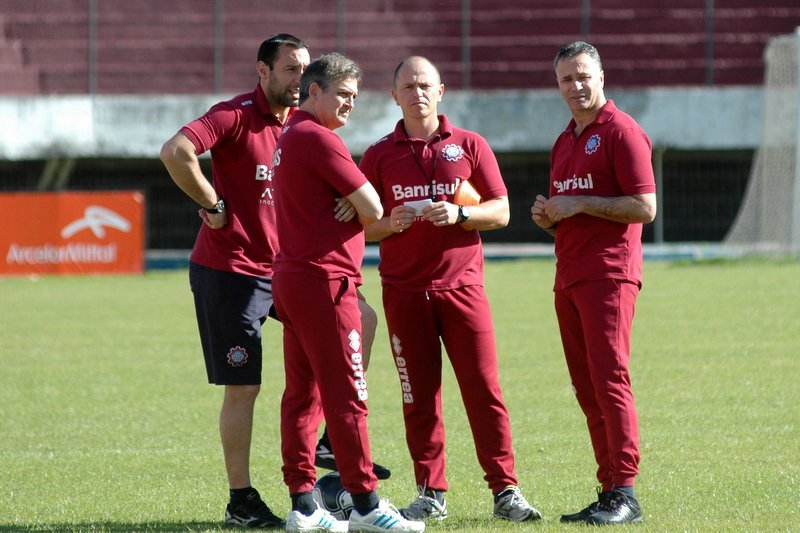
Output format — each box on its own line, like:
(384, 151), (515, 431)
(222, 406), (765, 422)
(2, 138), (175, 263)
(586, 513), (643, 525)
(560, 506), (599, 523)
(400, 511), (448, 522)
(225, 512), (286, 528)
(349, 524), (424, 533)
(493, 509), (542, 522)
(225, 517), (286, 528)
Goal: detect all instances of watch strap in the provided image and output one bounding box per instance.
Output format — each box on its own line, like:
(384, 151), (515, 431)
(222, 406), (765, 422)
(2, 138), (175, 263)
(204, 198), (225, 214)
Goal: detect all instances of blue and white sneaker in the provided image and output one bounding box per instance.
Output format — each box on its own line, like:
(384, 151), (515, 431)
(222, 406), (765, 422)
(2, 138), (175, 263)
(348, 500), (425, 532)
(286, 503), (348, 532)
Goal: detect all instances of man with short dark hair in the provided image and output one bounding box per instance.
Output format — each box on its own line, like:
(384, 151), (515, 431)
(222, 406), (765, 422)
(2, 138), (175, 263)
(532, 40), (657, 526)
(161, 33), (309, 529)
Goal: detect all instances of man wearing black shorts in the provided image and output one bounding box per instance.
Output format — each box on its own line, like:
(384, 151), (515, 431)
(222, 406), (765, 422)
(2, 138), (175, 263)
(161, 34), (310, 529)
(162, 34), (388, 529)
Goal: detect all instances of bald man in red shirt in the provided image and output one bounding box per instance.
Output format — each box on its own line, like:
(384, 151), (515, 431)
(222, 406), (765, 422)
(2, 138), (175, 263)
(361, 56), (542, 524)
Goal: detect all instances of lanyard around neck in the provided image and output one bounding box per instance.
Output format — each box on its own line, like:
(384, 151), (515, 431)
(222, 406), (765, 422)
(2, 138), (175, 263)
(407, 130), (441, 201)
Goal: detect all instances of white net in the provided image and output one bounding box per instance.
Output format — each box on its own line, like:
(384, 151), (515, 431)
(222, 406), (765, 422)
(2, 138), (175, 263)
(724, 29), (800, 254)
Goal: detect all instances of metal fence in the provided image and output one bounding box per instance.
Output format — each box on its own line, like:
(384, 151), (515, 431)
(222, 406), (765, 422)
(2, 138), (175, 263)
(0, 150), (752, 248)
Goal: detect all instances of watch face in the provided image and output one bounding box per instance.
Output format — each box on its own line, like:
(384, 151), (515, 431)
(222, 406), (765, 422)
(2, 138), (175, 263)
(206, 199), (225, 213)
(461, 206), (470, 218)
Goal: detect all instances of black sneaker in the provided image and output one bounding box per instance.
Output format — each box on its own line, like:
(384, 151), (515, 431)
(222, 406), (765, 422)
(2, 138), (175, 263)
(560, 488), (611, 523)
(315, 440), (392, 480)
(225, 489), (285, 529)
(585, 489), (642, 525)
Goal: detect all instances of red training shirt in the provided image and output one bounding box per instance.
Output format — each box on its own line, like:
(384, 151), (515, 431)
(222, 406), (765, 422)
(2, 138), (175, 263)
(549, 100), (656, 290)
(360, 115), (507, 291)
(181, 85), (292, 278)
(272, 110), (369, 283)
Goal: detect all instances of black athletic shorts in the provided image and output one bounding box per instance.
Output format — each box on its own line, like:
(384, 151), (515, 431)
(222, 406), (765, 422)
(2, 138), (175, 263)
(189, 262), (278, 385)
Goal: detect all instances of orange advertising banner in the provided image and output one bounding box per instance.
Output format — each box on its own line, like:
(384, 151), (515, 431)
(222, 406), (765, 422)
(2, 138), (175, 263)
(0, 191), (145, 275)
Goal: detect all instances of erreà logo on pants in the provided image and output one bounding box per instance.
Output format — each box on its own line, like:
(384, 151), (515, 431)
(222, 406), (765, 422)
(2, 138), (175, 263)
(391, 334), (414, 404)
(349, 329), (368, 401)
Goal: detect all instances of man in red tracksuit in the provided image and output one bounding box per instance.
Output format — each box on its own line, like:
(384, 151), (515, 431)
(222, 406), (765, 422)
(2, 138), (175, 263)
(360, 55), (541, 524)
(532, 40), (657, 526)
(272, 52), (425, 533)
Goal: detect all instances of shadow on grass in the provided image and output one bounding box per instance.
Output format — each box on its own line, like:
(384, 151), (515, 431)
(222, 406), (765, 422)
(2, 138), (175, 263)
(0, 518), (516, 533)
(0, 522), (251, 533)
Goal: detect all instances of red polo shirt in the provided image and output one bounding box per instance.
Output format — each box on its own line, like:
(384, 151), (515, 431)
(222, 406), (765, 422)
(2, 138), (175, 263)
(181, 85), (292, 278)
(360, 115), (507, 291)
(549, 100), (656, 290)
(272, 111), (369, 282)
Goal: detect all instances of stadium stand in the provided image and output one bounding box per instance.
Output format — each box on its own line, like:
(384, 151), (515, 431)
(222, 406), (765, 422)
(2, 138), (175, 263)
(0, 1), (798, 252)
(0, 32), (38, 93)
(1, 0), (89, 93)
(1, 0), (799, 94)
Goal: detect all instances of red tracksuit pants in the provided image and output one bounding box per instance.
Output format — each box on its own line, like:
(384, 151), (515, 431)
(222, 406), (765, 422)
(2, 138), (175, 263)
(554, 278), (641, 490)
(273, 271), (378, 495)
(382, 283), (518, 494)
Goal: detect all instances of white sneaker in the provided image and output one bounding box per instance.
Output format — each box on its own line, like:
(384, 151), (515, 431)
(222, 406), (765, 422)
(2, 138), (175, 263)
(348, 500), (426, 532)
(492, 486), (542, 522)
(287, 505), (349, 532)
(399, 487), (447, 521)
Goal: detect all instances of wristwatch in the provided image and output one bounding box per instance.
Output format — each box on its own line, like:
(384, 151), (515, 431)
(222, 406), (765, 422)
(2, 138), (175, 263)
(457, 205), (471, 224)
(204, 198), (225, 214)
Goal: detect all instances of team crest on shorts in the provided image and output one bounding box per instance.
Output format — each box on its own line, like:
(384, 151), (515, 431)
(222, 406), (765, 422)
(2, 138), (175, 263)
(585, 134), (601, 154)
(442, 144), (465, 162)
(227, 346), (249, 367)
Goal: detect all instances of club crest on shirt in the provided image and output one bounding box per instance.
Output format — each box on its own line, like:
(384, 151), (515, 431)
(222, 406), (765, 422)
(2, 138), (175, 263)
(585, 134), (601, 154)
(227, 346), (249, 367)
(442, 143), (465, 162)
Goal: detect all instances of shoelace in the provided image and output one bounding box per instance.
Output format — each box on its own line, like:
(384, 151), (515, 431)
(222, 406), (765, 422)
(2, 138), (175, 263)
(505, 492), (524, 508)
(410, 483), (444, 511)
(382, 501), (401, 513)
(236, 498), (267, 515)
(408, 495), (438, 513)
(498, 488), (523, 505)
(597, 491), (626, 511)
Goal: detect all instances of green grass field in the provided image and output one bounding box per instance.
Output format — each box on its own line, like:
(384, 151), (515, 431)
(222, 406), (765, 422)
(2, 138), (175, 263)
(1, 258), (798, 532)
